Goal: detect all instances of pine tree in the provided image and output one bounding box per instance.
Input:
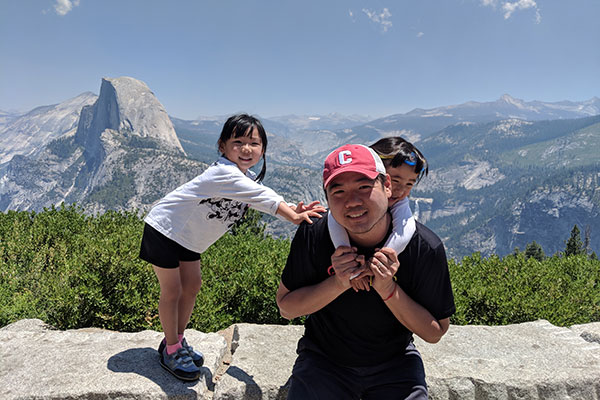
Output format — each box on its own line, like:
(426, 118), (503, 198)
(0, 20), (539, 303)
(524, 241), (545, 261)
(511, 247), (521, 257)
(565, 224), (585, 257)
(584, 225), (591, 255)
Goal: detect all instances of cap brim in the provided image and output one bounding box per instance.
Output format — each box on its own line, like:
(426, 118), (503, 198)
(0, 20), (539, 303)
(324, 168), (381, 188)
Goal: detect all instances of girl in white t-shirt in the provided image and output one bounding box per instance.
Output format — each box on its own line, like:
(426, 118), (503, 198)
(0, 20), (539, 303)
(140, 113), (325, 381)
(328, 137), (428, 282)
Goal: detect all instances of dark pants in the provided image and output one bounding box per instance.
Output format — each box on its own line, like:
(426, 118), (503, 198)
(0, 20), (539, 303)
(287, 338), (427, 400)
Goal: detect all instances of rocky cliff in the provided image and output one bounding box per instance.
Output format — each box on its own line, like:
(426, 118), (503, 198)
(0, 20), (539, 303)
(0, 77), (200, 213)
(75, 77), (184, 157)
(0, 92), (97, 164)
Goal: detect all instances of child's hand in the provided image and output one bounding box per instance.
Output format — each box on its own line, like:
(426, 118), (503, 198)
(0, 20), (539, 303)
(368, 247), (400, 297)
(293, 209), (323, 224)
(349, 273), (373, 292)
(294, 201), (327, 214)
(291, 201), (326, 225)
(278, 201), (326, 225)
(330, 247), (364, 290)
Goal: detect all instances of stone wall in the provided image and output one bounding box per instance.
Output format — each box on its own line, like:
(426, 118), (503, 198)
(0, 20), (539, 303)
(1, 319), (599, 399)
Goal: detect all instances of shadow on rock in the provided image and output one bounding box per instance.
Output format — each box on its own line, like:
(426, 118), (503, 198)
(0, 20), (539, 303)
(225, 366), (264, 399)
(108, 347), (212, 397)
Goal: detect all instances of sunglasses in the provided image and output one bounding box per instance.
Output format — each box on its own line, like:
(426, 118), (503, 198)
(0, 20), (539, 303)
(380, 152), (424, 173)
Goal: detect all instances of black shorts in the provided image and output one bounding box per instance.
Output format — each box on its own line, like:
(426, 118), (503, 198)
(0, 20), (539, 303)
(139, 223), (200, 269)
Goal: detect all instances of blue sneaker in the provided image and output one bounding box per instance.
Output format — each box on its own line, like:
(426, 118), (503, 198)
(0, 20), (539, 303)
(181, 337), (205, 367)
(159, 347), (201, 381)
(158, 337), (204, 367)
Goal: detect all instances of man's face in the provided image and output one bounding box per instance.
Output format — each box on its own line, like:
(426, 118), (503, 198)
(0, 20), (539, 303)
(326, 172), (392, 242)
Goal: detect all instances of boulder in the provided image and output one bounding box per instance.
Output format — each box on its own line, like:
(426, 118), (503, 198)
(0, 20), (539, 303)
(213, 324), (304, 400)
(0, 319), (227, 399)
(416, 320), (600, 399)
(216, 320), (600, 400)
(570, 321), (600, 345)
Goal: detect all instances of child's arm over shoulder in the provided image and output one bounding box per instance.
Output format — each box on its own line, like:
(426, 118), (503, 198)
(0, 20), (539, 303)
(384, 198), (416, 255)
(328, 212), (350, 248)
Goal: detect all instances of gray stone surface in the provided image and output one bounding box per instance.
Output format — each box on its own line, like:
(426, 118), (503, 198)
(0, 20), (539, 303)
(0, 319), (227, 399)
(213, 324), (304, 400)
(415, 320), (600, 399)
(215, 320), (600, 400)
(571, 321), (600, 345)
(2, 319), (600, 399)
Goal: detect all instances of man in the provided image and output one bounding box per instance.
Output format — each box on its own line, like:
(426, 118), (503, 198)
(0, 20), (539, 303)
(276, 144), (455, 399)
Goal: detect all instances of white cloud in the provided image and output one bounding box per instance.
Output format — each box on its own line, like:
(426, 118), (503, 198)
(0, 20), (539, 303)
(481, 0), (541, 23)
(417, 32), (425, 38)
(54, 0), (80, 16)
(502, 0), (536, 18)
(481, 0), (499, 7)
(362, 8), (393, 32)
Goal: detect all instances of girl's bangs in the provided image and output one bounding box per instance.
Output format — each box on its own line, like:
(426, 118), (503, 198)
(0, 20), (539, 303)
(232, 123), (255, 138)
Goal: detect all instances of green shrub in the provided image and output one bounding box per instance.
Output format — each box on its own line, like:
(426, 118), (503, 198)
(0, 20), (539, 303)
(0, 204), (156, 331)
(193, 223), (291, 331)
(450, 252), (600, 326)
(0, 205), (291, 332)
(1, 205), (598, 332)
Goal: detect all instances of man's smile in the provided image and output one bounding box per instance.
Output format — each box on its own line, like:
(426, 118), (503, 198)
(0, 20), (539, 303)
(346, 210), (367, 219)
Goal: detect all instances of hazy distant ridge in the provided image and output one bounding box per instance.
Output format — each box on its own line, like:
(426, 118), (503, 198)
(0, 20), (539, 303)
(1, 77), (598, 257)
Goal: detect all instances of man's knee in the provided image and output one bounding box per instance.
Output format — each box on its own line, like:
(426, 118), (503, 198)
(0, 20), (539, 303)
(287, 350), (359, 400)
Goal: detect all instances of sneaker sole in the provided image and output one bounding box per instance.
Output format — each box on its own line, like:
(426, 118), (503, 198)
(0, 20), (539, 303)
(159, 358), (201, 381)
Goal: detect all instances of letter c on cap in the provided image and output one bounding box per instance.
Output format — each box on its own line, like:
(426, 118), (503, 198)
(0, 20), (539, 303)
(339, 150), (352, 165)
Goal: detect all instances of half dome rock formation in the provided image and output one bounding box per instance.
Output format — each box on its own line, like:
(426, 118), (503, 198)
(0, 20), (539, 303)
(1, 77), (202, 213)
(75, 76), (185, 156)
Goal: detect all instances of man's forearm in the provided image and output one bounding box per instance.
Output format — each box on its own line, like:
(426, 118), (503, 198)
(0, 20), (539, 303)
(276, 279), (347, 320)
(382, 283), (449, 343)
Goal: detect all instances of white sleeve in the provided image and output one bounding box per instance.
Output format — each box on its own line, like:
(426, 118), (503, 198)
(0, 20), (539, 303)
(383, 198), (416, 255)
(199, 164), (285, 216)
(328, 212), (351, 248)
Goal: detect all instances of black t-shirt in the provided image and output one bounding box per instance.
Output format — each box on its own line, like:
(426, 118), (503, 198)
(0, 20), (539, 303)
(281, 213), (455, 367)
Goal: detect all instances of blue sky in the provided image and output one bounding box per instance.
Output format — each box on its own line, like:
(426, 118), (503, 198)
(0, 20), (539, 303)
(1, 0), (599, 120)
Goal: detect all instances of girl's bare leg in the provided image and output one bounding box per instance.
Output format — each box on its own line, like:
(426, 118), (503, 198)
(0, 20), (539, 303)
(177, 260), (203, 334)
(153, 265), (182, 346)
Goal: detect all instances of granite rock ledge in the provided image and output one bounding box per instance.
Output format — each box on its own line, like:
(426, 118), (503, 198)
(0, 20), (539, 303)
(1, 319), (599, 399)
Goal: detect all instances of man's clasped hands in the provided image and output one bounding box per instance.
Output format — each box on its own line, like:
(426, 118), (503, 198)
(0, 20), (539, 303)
(330, 246), (399, 299)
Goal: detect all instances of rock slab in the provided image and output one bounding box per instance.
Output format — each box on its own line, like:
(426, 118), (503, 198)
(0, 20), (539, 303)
(213, 324), (304, 400)
(0, 319), (227, 399)
(2, 319), (600, 399)
(416, 320), (600, 399)
(216, 320), (600, 400)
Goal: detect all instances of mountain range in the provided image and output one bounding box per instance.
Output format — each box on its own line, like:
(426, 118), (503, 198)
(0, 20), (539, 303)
(1, 76), (598, 258)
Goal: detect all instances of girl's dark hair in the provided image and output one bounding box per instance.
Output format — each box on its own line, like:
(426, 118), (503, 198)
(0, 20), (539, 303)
(218, 113), (268, 182)
(369, 137), (428, 184)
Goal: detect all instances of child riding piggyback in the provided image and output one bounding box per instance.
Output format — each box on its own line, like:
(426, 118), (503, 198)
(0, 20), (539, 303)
(328, 137), (428, 285)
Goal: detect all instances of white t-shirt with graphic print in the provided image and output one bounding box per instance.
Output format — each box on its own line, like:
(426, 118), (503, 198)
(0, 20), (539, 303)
(144, 156), (284, 253)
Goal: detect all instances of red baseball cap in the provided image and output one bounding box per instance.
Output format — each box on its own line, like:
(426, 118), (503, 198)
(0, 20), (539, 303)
(323, 144), (387, 188)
